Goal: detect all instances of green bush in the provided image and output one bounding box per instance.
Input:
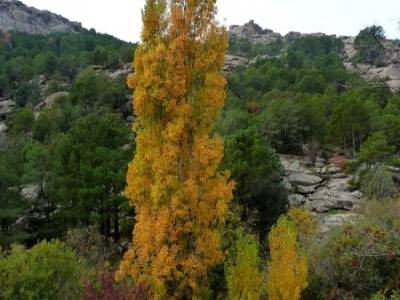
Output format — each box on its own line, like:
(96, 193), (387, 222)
(309, 200), (400, 298)
(361, 166), (397, 200)
(358, 133), (395, 167)
(0, 240), (82, 300)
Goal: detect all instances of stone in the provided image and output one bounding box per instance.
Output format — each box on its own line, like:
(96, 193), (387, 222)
(350, 190), (363, 199)
(280, 155), (312, 175)
(229, 20), (282, 44)
(319, 213), (357, 233)
(0, 0), (82, 34)
(35, 91), (69, 111)
(388, 166), (400, 173)
(331, 173), (347, 178)
(288, 173), (323, 187)
(126, 115), (135, 123)
(0, 121), (7, 134)
(108, 64), (132, 80)
(327, 166), (341, 174)
(296, 184), (318, 194)
(224, 55), (249, 72)
(20, 184), (41, 202)
(0, 99), (15, 119)
(288, 194), (306, 207)
(309, 187), (360, 212)
(282, 178), (294, 193)
(327, 178), (351, 192)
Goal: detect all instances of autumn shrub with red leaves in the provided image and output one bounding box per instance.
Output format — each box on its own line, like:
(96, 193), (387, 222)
(81, 272), (151, 300)
(329, 153), (348, 171)
(246, 101), (261, 114)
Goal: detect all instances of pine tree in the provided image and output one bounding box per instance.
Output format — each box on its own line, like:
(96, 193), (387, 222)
(267, 216), (308, 300)
(117, 0), (233, 298)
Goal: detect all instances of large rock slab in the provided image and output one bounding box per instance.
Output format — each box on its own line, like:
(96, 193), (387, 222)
(35, 91), (69, 111)
(296, 184), (319, 194)
(309, 186), (361, 213)
(288, 173), (323, 187)
(288, 194), (306, 207)
(319, 213), (357, 234)
(224, 55), (249, 72)
(20, 184), (41, 202)
(0, 99), (15, 119)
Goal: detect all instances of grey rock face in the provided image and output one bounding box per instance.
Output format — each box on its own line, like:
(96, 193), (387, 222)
(229, 20), (282, 44)
(35, 91), (69, 111)
(0, 121), (6, 133)
(0, 0), (81, 34)
(224, 55), (250, 72)
(288, 194), (306, 207)
(308, 188), (360, 212)
(20, 184), (41, 202)
(319, 213), (357, 234)
(288, 173), (323, 187)
(0, 98), (15, 119)
(281, 155), (363, 232)
(296, 184), (318, 194)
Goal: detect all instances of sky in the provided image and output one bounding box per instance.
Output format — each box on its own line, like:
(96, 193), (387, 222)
(22, 0), (400, 42)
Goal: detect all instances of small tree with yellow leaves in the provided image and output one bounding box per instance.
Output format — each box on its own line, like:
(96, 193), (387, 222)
(267, 216), (308, 300)
(117, 0), (233, 299)
(225, 231), (263, 300)
(287, 208), (320, 244)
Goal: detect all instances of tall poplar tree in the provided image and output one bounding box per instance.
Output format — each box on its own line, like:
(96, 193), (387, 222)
(117, 0), (233, 298)
(267, 216), (308, 300)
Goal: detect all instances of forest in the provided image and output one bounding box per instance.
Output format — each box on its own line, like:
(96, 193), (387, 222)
(0, 1), (400, 299)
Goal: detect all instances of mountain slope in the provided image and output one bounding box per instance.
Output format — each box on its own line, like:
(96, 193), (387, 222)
(0, 0), (81, 34)
(227, 20), (400, 91)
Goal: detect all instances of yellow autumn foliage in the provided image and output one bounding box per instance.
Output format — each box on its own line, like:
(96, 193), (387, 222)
(117, 0), (233, 299)
(267, 216), (308, 300)
(225, 231), (263, 300)
(287, 207), (320, 242)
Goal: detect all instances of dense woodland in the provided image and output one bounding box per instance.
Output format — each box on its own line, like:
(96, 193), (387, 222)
(0, 2), (400, 299)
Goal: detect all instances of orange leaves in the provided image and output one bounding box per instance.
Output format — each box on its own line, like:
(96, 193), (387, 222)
(118, 0), (232, 298)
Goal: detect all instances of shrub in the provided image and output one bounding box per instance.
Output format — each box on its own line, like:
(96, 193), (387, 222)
(309, 200), (400, 298)
(81, 272), (151, 300)
(287, 208), (320, 244)
(361, 166), (397, 200)
(357, 133), (395, 168)
(0, 240), (82, 300)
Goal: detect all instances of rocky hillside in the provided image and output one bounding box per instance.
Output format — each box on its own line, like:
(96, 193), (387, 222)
(227, 20), (400, 91)
(0, 0), (81, 34)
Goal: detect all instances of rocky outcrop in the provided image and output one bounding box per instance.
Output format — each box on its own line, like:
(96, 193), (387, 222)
(318, 213), (357, 234)
(281, 155), (361, 231)
(352, 64), (400, 92)
(20, 184), (41, 202)
(224, 55), (250, 72)
(35, 91), (69, 111)
(0, 0), (81, 34)
(107, 63), (132, 80)
(0, 97), (15, 120)
(229, 20), (282, 44)
(228, 21), (400, 91)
